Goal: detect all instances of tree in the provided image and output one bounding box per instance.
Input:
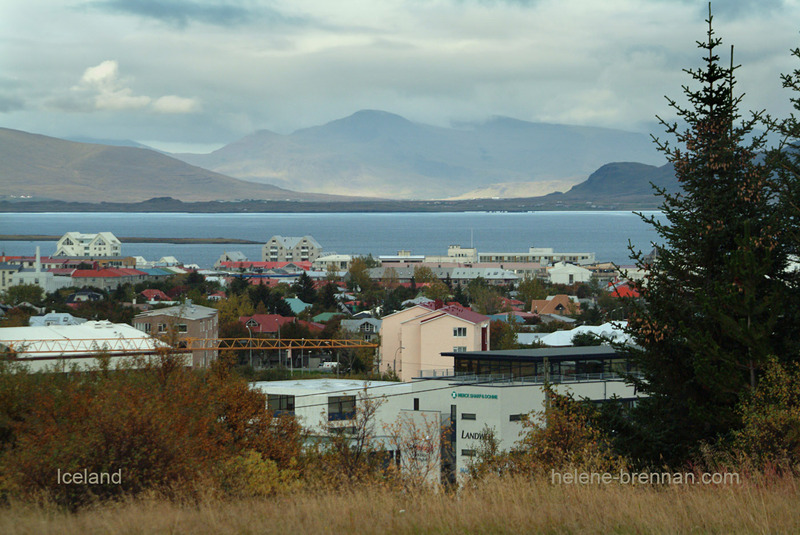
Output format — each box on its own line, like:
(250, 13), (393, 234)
(2, 284), (44, 306)
(412, 265), (437, 284)
(622, 9), (799, 466)
(292, 272), (317, 304)
(517, 276), (547, 309)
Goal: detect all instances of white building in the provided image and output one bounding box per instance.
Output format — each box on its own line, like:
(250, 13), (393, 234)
(0, 321), (169, 372)
(54, 232), (122, 258)
(254, 345), (639, 483)
(262, 235), (322, 263)
(10, 248), (75, 294)
(312, 254), (352, 272)
(547, 261), (593, 285)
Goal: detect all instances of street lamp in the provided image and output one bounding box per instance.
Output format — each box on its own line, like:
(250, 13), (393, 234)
(393, 346), (405, 375)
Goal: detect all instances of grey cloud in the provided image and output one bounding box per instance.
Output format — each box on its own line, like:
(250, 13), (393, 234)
(88, 0), (306, 28)
(0, 95), (25, 113)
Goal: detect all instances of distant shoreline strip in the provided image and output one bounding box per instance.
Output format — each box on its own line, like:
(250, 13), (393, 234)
(0, 235), (261, 245)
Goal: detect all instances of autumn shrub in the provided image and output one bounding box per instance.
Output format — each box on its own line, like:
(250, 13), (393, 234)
(0, 352), (303, 508)
(731, 357), (800, 470)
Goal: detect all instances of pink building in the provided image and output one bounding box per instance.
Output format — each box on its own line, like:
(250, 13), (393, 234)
(380, 303), (490, 381)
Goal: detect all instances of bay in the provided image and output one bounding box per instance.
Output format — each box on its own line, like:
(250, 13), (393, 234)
(0, 211), (665, 269)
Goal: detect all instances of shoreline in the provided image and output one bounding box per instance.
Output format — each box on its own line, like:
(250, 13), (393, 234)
(0, 235), (261, 245)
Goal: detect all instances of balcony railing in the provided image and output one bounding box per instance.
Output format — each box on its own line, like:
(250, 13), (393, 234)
(415, 369), (643, 385)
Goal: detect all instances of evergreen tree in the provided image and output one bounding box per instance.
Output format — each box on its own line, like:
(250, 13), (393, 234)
(622, 10), (799, 466)
(292, 272), (317, 304)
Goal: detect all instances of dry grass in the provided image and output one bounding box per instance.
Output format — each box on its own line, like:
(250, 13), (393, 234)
(2, 475), (798, 534)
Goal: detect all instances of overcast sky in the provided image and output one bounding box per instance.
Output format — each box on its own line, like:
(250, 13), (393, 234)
(2, 0), (800, 152)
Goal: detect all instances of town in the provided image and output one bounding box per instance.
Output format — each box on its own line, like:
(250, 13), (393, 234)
(0, 230), (643, 483)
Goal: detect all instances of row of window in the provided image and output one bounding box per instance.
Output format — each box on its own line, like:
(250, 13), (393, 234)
(266, 394), (357, 421)
(134, 323), (188, 334)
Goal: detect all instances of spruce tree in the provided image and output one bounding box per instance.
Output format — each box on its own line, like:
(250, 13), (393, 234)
(622, 9), (799, 466)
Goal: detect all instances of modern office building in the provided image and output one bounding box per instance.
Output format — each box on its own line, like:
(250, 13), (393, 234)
(256, 345), (639, 484)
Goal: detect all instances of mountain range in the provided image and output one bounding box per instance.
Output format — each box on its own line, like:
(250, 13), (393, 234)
(0, 110), (678, 207)
(174, 110), (666, 199)
(0, 128), (356, 203)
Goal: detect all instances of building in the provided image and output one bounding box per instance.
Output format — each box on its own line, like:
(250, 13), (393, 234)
(0, 262), (23, 294)
(29, 312), (87, 327)
(10, 248), (75, 294)
(133, 301), (219, 367)
(312, 254), (352, 272)
(214, 251), (248, 269)
(70, 268), (149, 291)
(530, 294), (581, 316)
(340, 318), (382, 342)
(262, 236), (322, 263)
(54, 232), (122, 258)
(0, 321), (167, 372)
(380, 303), (490, 381)
(479, 247), (595, 266)
(546, 262), (593, 285)
(254, 345), (639, 483)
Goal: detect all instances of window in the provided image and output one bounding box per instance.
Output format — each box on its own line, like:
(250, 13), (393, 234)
(509, 414), (523, 422)
(453, 346), (467, 353)
(158, 323), (167, 333)
(413, 398), (420, 411)
(461, 413), (476, 421)
(328, 395), (356, 421)
(176, 324), (188, 333)
(267, 394), (295, 414)
(135, 322), (151, 334)
(453, 327), (467, 337)
(461, 449), (476, 457)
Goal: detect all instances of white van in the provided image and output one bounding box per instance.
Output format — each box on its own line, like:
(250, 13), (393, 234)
(319, 361), (339, 370)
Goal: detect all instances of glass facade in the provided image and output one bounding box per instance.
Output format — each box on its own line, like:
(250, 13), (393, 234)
(453, 356), (639, 380)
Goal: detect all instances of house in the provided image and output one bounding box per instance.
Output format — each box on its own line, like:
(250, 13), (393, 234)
(312, 254), (352, 272)
(133, 301), (219, 368)
(214, 251), (248, 269)
(262, 236), (322, 263)
(530, 294), (581, 316)
(71, 268), (148, 291)
(29, 312), (87, 327)
(66, 290), (104, 305)
(340, 318), (382, 342)
(530, 294), (579, 315)
(54, 232), (122, 258)
(546, 262), (592, 285)
(140, 289), (171, 302)
(284, 297), (312, 315)
(380, 303), (490, 381)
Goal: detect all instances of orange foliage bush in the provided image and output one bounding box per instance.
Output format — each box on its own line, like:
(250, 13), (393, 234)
(0, 352), (303, 508)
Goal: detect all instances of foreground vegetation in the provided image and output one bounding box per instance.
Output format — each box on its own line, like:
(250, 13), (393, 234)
(1, 474), (799, 535)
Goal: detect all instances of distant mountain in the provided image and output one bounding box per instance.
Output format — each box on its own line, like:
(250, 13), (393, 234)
(0, 128), (361, 203)
(175, 110), (665, 199)
(540, 161), (678, 207)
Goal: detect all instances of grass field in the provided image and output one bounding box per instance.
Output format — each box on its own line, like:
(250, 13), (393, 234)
(2, 474), (798, 534)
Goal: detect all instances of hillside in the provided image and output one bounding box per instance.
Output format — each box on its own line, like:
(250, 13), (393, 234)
(175, 110), (666, 199)
(0, 128), (359, 203)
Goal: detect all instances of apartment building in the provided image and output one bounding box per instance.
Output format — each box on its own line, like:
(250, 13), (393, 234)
(380, 303), (490, 381)
(54, 232), (122, 258)
(133, 301), (219, 367)
(261, 235), (322, 263)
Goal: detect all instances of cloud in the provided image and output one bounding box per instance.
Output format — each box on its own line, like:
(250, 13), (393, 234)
(88, 0), (307, 29)
(68, 60), (199, 114)
(152, 95), (201, 114)
(0, 95), (25, 113)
